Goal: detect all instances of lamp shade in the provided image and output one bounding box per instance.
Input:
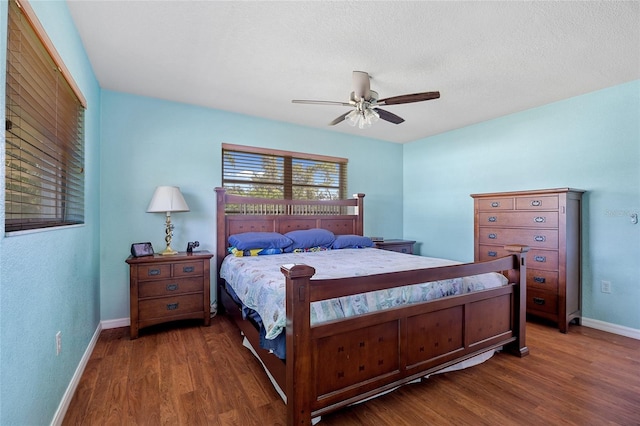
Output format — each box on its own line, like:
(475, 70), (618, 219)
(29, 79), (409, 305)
(146, 186), (190, 213)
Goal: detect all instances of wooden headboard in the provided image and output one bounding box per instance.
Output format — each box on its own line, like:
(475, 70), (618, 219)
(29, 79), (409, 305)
(214, 187), (365, 274)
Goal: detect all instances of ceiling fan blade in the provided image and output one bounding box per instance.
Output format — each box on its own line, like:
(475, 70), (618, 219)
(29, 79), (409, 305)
(375, 108), (405, 124)
(378, 91), (440, 106)
(292, 100), (351, 106)
(352, 71), (371, 101)
(329, 111), (351, 126)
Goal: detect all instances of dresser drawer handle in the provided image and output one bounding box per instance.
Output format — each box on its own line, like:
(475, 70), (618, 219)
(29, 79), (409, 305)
(166, 284), (178, 291)
(534, 235), (546, 242)
(488, 233), (497, 239)
(148, 269), (161, 276)
(533, 276), (546, 284)
(183, 266), (195, 273)
(488, 251), (498, 257)
(491, 201), (500, 208)
(488, 216), (497, 222)
(167, 303), (179, 310)
(531, 200), (542, 207)
(533, 297), (545, 305)
(534, 216), (546, 223)
(534, 255), (546, 263)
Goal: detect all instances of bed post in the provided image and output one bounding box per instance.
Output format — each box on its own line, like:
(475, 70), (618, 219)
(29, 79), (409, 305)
(353, 193), (365, 236)
(281, 264), (316, 426)
(215, 187), (227, 310)
(505, 244), (530, 357)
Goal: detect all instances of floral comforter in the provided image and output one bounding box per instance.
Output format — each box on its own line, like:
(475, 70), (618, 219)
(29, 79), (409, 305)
(220, 248), (507, 340)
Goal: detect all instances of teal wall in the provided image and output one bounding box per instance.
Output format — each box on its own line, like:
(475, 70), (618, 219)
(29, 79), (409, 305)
(403, 81), (640, 330)
(0, 1), (101, 425)
(99, 91), (404, 320)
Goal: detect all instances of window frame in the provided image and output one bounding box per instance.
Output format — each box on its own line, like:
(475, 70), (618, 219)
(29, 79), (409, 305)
(4, 0), (86, 234)
(222, 143), (348, 202)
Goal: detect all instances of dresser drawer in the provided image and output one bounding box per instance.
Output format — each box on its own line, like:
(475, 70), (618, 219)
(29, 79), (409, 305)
(476, 198), (514, 211)
(478, 211), (559, 228)
(477, 246), (558, 271)
(138, 293), (203, 320)
(527, 269), (559, 293)
(527, 289), (558, 315)
(137, 264), (172, 280)
(516, 195), (558, 211)
(139, 277), (203, 298)
(478, 227), (558, 249)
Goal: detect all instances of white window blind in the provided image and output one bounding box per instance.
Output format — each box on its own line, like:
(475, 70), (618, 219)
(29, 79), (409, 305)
(5, 0), (86, 232)
(222, 143), (347, 201)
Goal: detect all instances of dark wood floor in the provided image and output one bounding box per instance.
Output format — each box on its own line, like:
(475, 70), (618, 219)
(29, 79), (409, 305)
(63, 316), (640, 425)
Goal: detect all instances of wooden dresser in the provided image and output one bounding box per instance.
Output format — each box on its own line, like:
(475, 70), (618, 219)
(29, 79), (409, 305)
(373, 239), (415, 254)
(471, 188), (584, 332)
(126, 251), (213, 338)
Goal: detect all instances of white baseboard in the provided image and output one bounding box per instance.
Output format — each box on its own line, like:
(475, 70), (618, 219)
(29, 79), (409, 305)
(50, 322), (103, 426)
(581, 317), (640, 340)
(100, 317), (130, 329)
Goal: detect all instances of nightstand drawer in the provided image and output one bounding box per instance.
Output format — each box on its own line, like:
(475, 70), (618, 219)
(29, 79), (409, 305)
(139, 277), (203, 298)
(373, 240), (415, 254)
(139, 293), (203, 320)
(173, 261), (204, 277)
(137, 264), (172, 280)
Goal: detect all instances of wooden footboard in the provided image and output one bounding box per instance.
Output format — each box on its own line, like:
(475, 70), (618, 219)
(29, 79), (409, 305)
(282, 245), (529, 425)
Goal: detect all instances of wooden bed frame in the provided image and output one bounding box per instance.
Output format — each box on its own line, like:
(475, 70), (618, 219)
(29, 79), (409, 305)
(215, 187), (529, 425)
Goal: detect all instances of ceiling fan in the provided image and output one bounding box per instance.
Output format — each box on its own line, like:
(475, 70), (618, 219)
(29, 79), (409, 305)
(292, 71), (440, 129)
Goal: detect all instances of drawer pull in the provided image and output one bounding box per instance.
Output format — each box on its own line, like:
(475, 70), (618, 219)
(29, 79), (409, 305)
(534, 216), (546, 223)
(533, 276), (546, 284)
(491, 201), (500, 208)
(148, 269), (161, 276)
(167, 303), (179, 310)
(534, 255), (547, 263)
(533, 297), (545, 305)
(488, 251), (497, 257)
(488, 216), (497, 222)
(183, 266), (195, 273)
(166, 283), (179, 291)
(531, 200), (542, 207)
(488, 233), (497, 239)
(534, 235), (546, 242)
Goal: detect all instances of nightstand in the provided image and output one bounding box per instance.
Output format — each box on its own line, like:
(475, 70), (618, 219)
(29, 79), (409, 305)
(126, 251), (213, 339)
(372, 239), (415, 254)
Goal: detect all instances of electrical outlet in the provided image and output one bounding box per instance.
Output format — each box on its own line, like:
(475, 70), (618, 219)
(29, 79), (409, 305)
(601, 280), (612, 294)
(56, 331), (62, 356)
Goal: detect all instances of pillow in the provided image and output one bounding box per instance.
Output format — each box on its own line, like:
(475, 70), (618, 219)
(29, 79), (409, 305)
(331, 234), (373, 249)
(284, 228), (335, 252)
(228, 232), (292, 251)
(229, 247), (284, 257)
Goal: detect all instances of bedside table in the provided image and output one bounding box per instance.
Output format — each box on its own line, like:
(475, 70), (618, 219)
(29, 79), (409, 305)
(126, 251), (213, 339)
(373, 239), (415, 254)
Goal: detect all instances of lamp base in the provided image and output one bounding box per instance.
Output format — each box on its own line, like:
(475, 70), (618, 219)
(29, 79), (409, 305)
(159, 246), (178, 256)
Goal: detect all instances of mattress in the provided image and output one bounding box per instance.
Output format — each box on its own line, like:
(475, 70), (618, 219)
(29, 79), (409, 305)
(220, 248), (508, 342)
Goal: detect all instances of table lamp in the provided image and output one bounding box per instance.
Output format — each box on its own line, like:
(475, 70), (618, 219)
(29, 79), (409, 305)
(146, 186), (190, 255)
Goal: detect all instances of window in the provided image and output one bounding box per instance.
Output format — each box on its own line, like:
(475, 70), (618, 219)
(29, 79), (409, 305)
(5, 0), (86, 232)
(222, 143), (347, 201)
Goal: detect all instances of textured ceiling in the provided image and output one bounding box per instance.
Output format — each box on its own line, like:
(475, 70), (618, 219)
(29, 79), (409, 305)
(66, 1), (640, 143)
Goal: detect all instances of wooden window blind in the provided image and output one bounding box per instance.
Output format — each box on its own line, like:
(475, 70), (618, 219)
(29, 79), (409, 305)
(5, 0), (86, 232)
(222, 143), (347, 201)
